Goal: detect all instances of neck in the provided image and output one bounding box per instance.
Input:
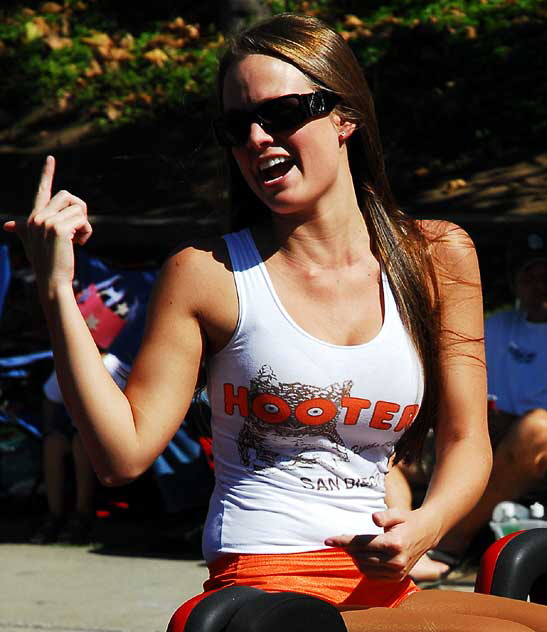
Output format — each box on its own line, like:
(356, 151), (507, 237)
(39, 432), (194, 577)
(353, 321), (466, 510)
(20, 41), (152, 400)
(274, 207), (369, 268)
(267, 175), (372, 269)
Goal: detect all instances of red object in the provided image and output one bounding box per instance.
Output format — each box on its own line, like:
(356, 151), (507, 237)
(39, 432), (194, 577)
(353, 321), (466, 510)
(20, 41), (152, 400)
(110, 500), (130, 509)
(169, 529), (547, 631)
(475, 530), (525, 594)
(167, 590), (220, 632)
(475, 528), (547, 603)
(198, 437), (214, 470)
(76, 284), (126, 349)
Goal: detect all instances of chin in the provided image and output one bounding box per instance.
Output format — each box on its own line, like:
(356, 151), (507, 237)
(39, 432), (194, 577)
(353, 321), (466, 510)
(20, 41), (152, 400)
(261, 190), (324, 217)
(256, 194), (304, 215)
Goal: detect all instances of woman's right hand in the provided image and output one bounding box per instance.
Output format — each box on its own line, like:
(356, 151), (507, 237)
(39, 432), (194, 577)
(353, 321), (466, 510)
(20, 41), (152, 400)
(325, 507), (442, 581)
(3, 155), (93, 296)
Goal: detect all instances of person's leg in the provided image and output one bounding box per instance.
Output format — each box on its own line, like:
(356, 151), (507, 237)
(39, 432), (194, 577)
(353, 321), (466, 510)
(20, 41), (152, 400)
(439, 408), (547, 555)
(71, 432), (96, 516)
(341, 589), (547, 632)
(43, 430), (70, 516)
(342, 609), (532, 632)
(29, 428), (70, 543)
(56, 432), (96, 544)
(400, 589), (547, 631)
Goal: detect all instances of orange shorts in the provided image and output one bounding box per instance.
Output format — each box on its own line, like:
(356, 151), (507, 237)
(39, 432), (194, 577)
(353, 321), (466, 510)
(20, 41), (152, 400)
(203, 547), (420, 608)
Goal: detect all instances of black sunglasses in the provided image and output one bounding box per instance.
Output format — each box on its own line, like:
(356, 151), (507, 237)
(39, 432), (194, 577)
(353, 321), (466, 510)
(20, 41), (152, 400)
(213, 89), (340, 148)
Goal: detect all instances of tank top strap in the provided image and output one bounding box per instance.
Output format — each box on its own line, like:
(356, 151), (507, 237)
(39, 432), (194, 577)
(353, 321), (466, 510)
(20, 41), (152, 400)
(223, 228), (261, 273)
(223, 228), (400, 346)
(223, 228), (271, 319)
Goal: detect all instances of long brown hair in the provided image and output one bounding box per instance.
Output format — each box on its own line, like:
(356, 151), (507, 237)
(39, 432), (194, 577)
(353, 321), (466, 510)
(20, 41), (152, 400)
(217, 13), (441, 463)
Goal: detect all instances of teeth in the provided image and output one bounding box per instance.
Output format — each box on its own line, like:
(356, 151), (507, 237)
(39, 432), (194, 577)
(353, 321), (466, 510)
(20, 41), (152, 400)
(258, 156), (291, 171)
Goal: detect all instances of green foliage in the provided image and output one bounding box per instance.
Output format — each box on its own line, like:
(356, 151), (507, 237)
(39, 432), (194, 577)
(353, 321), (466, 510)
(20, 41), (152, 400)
(0, 0), (545, 162)
(333, 0), (547, 160)
(268, 0), (331, 13)
(0, 1), (221, 128)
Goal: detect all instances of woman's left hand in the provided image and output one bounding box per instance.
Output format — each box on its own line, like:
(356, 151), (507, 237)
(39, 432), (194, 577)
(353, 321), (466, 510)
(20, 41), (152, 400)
(325, 507), (439, 581)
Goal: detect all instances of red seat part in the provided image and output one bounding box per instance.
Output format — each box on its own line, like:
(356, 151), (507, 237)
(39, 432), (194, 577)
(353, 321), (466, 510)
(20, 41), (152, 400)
(475, 530), (526, 595)
(475, 528), (547, 603)
(167, 591), (219, 632)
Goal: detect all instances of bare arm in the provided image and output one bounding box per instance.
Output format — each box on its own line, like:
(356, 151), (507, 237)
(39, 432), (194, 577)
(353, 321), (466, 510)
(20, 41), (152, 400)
(46, 253), (204, 486)
(416, 221), (491, 542)
(326, 221), (491, 579)
(377, 222), (490, 576)
(3, 156), (207, 486)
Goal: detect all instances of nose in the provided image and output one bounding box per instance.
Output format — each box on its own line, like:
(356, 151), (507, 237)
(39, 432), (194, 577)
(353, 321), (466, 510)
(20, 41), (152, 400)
(247, 121), (274, 149)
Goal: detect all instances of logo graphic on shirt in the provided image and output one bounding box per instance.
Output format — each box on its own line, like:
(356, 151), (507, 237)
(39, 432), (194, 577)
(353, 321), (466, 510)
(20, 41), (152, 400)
(233, 365), (351, 471)
(223, 365), (420, 473)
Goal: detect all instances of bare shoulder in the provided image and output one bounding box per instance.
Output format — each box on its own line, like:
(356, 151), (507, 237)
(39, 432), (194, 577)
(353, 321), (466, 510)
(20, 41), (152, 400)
(417, 219), (475, 253)
(150, 235), (237, 351)
(155, 235), (232, 314)
(163, 235), (230, 281)
(416, 219), (479, 281)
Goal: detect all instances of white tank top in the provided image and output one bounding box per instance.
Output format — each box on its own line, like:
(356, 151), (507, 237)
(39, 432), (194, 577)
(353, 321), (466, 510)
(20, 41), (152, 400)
(203, 228), (424, 563)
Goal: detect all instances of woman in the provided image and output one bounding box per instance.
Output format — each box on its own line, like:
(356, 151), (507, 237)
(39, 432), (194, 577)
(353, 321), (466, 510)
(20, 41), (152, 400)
(5, 13), (546, 632)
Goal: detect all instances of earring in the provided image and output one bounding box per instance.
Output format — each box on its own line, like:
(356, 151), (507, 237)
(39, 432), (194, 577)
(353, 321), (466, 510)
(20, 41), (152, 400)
(339, 131), (346, 139)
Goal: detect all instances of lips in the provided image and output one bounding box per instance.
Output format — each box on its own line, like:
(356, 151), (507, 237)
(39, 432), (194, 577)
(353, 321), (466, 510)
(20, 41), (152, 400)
(258, 155), (295, 183)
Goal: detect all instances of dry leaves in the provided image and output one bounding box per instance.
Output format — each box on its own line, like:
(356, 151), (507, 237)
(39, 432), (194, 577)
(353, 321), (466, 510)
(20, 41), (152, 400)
(84, 59), (102, 78)
(105, 92), (154, 120)
(143, 48), (169, 66)
(105, 102), (122, 121)
(57, 91), (72, 111)
(344, 15), (364, 28)
(41, 2), (64, 13)
(340, 14), (373, 41)
(119, 34), (135, 50)
(81, 32), (113, 49)
(23, 7), (72, 45)
(136, 92), (153, 105)
(166, 17), (200, 40)
(20, 7), (201, 75)
(443, 178), (468, 193)
(464, 26), (478, 39)
(45, 33), (72, 50)
(80, 31), (136, 64)
(101, 47), (134, 61)
(414, 167), (431, 178)
(146, 34), (187, 50)
(24, 17), (51, 42)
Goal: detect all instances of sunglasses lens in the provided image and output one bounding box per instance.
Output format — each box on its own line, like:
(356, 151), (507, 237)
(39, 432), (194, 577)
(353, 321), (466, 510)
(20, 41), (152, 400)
(257, 95), (304, 132)
(214, 91), (334, 147)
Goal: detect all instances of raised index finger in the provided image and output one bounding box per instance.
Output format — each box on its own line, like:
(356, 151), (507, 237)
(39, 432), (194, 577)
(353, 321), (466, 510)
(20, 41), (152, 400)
(32, 155), (56, 215)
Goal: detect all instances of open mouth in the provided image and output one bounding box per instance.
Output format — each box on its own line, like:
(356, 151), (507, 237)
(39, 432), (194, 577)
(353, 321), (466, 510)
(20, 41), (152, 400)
(258, 156), (295, 183)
